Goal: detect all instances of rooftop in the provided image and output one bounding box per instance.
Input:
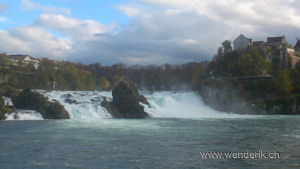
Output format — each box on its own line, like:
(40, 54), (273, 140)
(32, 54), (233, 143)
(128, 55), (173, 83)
(8, 55), (38, 60)
(267, 36), (287, 44)
(233, 34), (252, 43)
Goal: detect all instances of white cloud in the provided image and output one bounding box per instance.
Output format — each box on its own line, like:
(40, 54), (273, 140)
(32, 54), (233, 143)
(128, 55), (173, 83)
(35, 14), (112, 41)
(2, 0), (300, 65)
(139, 0), (300, 29)
(21, 0), (71, 15)
(0, 14), (114, 62)
(116, 5), (140, 17)
(0, 26), (71, 59)
(64, 12), (226, 65)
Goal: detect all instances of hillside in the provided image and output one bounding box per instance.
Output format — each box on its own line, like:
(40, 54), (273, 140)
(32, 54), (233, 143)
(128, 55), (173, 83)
(0, 53), (208, 91)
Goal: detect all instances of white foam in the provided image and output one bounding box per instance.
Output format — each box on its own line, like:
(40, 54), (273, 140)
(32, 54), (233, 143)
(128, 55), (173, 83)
(6, 110), (43, 120)
(6, 90), (261, 121)
(144, 91), (263, 119)
(2, 96), (13, 106)
(42, 91), (112, 121)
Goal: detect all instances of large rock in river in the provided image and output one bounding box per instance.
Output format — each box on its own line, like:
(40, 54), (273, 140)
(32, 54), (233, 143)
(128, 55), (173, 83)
(101, 81), (149, 118)
(12, 89), (70, 119)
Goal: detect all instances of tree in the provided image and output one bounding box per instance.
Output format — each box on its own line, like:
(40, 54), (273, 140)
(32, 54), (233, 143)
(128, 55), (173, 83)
(112, 75), (123, 87)
(99, 77), (110, 90)
(0, 54), (10, 65)
(273, 70), (292, 95)
(222, 40), (232, 53)
(217, 47), (224, 57)
(290, 63), (300, 92)
(237, 54), (256, 76)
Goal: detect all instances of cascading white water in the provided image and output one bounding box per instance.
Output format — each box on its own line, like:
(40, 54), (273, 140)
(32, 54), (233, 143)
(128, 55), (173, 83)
(41, 91), (113, 121)
(6, 110), (43, 120)
(2, 96), (43, 120)
(143, 91), (244, 118)
(2, 96), (13, 107)
(6, 90), (247, 121)
(42, 91), (235, 120)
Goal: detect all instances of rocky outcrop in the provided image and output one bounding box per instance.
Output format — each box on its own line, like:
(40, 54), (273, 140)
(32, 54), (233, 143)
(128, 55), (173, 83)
(198, 79), (258, 114)
(101, 81), (149, 118)
(65, 98), (78, 104)
(45, 102), (70, 119)
(264, 95), (300, 114)
(198, 78), (300, 115)
(12, 89), (70, 119)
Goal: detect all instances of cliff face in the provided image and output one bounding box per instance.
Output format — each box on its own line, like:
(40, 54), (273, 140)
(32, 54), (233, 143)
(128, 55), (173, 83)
(198, 78), (300, 115)
(198, 79), (257, 114)
(264, 95), (300, 114)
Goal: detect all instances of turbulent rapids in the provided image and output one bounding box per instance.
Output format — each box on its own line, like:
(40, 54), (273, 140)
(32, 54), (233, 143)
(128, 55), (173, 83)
(6, 91), (243, 120)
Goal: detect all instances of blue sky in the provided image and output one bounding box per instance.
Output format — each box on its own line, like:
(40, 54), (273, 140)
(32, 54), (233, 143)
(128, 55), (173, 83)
(0, 0), (130, 29)
(0, 0), (300, 65)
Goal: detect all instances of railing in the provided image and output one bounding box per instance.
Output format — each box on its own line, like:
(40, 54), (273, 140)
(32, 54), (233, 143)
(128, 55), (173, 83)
(238, 75), (273, 80)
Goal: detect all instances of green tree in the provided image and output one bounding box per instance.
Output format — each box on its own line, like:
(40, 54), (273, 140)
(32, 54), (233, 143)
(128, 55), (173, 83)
(273, 70), (292, 95)
(99, 77), (110, 90)
(112, 75), (123, 87)
(290, 63), (300, 92)
(222, 40), (232, 53)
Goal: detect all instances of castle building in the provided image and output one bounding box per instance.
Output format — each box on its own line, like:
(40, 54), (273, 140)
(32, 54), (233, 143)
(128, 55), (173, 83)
(231, 34), (300, 68)
(266, 36), (288, 68)
(233, 34), (252, 51)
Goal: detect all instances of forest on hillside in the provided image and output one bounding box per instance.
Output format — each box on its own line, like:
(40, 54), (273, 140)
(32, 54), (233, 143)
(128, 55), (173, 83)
(0, 53), (208, 91)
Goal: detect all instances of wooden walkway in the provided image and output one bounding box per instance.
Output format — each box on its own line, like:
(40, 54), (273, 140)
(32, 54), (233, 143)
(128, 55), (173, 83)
(238, 75), (273, 80)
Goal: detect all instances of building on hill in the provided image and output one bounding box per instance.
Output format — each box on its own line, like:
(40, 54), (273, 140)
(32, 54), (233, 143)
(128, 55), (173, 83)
(229, 34), (300, 69)
(265, 36), (289, 68)
(233, 34), (252, 51)
(9, 55), (40, 70)
(267, 36), (288, 47)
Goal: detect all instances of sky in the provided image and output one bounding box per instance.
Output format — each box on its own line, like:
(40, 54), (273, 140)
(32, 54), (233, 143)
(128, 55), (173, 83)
(0, 0), (300, 65)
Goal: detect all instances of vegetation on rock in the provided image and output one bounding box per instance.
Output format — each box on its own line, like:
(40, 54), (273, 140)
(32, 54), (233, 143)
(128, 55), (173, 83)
(0, 96), (8, 120)
(193, 45), (300, 114)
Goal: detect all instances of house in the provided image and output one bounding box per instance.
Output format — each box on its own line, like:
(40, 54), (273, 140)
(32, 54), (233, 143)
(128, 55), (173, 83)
(9, 55), (40, 70)
(233, 34), (252, 51)
(265, 36), (289, 68)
